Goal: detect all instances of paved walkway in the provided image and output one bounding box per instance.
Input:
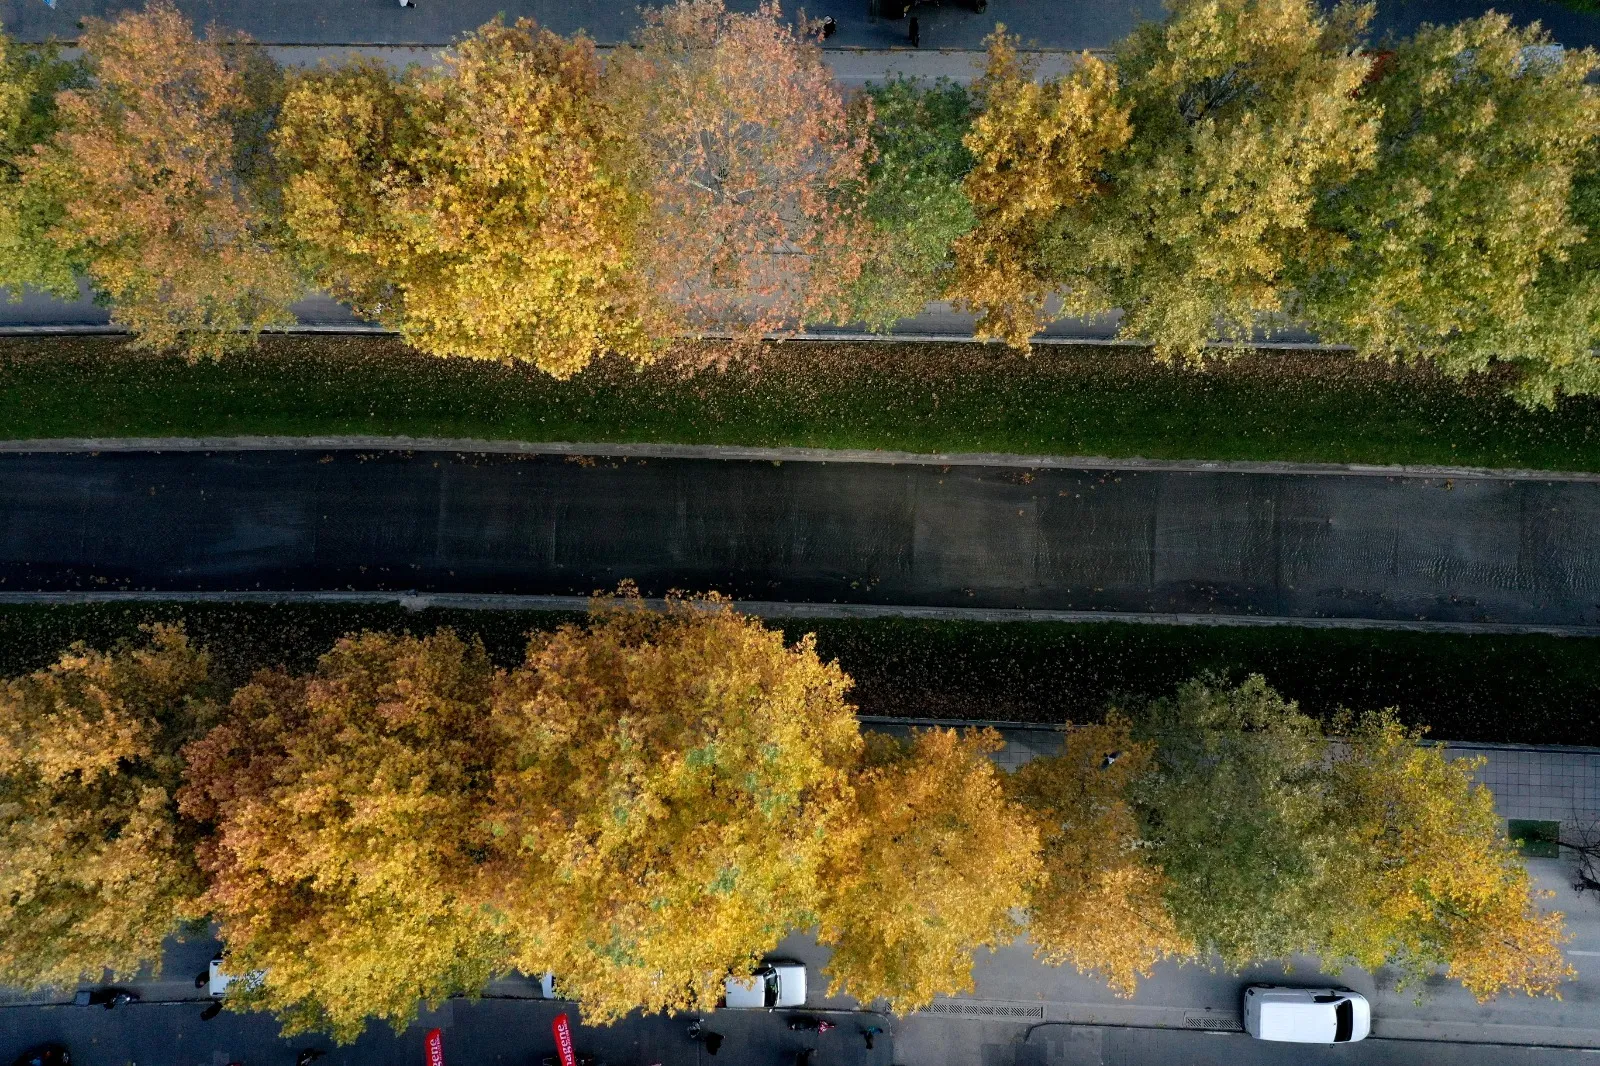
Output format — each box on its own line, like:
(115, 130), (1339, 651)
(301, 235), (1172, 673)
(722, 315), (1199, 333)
(877, 718), (1600, 830)
(3, 0), (1596, 51)
(5, 446), (1600, 627)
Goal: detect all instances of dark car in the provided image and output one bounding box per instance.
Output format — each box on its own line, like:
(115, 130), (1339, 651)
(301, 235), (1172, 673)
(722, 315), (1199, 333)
(12, 1044), (69, 1066)
(72, 987), (138, 1009)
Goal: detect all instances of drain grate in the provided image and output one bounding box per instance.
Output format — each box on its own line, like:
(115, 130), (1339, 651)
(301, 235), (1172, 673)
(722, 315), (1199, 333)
(1183, 1012), (1244, 1031)
(917, 1002), (1046, 1020)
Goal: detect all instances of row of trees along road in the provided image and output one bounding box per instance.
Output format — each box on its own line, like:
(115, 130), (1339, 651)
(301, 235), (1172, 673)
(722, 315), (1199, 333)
(0, 599), (1572, 1042)
(0, 0), (1595, 402)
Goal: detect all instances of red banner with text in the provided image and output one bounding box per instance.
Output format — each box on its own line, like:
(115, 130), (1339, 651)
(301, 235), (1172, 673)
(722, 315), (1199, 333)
(553, 1013), (576, 1066)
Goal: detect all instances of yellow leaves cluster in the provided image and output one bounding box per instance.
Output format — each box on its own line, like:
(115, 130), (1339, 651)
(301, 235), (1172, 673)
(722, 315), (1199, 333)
(487, 593), (863, 1022)
(1322, 713), (1573, 999)
(1009, 719), (1191, 995)
(178, 630), (508, 1041)
(276, 20), (659, 377)
(23, 1), (302, 357)
(952, 32), (1130, 349)
(817, 727), (1042, 1013)
(0, 625), (213, 989)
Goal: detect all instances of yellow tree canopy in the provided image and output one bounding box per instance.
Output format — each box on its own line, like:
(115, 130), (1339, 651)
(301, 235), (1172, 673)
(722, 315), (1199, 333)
(23, 1), (303, 357)
(485, 594), (862, 1023)
(275, 20), (658, 377)
(179, 631), (509, 1042)
(818, 727), (1042, 1013)
(1009, 719), (1191, 995)
(951, 30), (1130, 349)
(0, 625), (215, 989)
(1320, 713), (1572, 999)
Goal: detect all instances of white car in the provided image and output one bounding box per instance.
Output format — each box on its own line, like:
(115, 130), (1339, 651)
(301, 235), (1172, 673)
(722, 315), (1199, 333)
(723, 960), (806, 1009)
(1243, 984), (1370, 1044)
(207, 959), (265, 999)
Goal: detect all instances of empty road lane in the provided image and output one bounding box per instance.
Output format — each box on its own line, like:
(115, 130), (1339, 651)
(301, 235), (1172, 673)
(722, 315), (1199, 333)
(2, 448), (1598, 626)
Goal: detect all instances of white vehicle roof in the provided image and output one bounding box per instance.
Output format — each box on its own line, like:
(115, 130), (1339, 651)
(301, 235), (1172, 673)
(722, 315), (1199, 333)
(722, 973), (767, 1009)
(1245, 985), (1370, 1043)
(208, 959), (265, 999)
(770, 962), (806, 1008)
(722, 960), (807, 1009)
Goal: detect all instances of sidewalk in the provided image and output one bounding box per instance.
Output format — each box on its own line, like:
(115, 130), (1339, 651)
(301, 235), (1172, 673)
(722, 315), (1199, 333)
(870, 716), (1600, 831)
(2, 0), (1597, 51)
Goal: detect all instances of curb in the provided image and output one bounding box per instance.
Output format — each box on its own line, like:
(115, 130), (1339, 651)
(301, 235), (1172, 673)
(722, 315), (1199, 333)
(3, 590), (1598, 638)
(0, 321), (1348, 350)
(1, 435), (1596, 483)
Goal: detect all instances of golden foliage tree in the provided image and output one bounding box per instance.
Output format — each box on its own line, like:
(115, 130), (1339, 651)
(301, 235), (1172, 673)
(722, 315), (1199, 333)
(818, 728), (1042, 1013)
(1009, 719), (1191, 995)
(605, 0), (876, 341)
(0, 625), (215, 989)
(485, 594), (861, 1023)
(950, 31), (1130, 349)
(275, 20), (657, 377)
(179, 631), (508, 1042)
(21, 1), (302, 356)
(1318, 713), (1571, 999)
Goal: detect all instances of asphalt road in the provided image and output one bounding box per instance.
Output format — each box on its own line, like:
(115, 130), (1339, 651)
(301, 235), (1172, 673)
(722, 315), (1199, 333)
(1, 0), (1596, 53)
(1, 448), (1599, 627)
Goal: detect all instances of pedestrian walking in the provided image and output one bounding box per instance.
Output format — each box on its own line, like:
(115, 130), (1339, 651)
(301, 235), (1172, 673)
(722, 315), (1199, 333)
(861, 1024), (883, 1050)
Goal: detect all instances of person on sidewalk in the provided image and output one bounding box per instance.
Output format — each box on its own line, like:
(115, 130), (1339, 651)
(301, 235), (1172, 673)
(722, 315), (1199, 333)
(861, 1024), (883, 1050)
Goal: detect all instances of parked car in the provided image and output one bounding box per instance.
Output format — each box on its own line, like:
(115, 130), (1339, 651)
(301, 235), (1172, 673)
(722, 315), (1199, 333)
(1242, 984), (1371, 1044)
(72, 987), (137, 1009)
(11, 1045), (69, 1066)
(723, 960), (806, 1009)
(208, 958), (265, 998)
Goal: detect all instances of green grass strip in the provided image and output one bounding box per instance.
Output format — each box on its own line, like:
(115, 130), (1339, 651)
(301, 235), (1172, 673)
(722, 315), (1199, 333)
(2, 602), (1595, 746)
(3, 335), (1600, 470)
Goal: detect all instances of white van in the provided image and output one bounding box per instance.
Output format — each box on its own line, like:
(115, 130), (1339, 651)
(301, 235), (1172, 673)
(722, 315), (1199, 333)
(1242, 984), (1371, 1043)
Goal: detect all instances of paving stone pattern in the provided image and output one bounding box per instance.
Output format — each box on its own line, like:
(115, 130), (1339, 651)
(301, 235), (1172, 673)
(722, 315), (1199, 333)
(872, 719), (1600, 830)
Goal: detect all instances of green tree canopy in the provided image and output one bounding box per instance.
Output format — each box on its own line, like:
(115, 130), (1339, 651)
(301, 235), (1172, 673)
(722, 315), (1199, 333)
(0, 624), (216, 989)
(845, 76), (976, 329)
(1075, 0), (1378, 359)
(1130, 675), (1332, 966)
(0, 29), (85, 299)
(1295, 15), (1600, 404)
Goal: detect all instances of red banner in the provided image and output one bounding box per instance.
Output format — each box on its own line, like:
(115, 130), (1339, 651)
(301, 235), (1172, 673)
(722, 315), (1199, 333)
(424, 1028), (443, 1066)
(552, 1013), (576, 1066)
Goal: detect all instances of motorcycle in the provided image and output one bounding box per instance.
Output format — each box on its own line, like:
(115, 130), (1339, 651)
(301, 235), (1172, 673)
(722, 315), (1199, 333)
(786, 1016), (836, 1033)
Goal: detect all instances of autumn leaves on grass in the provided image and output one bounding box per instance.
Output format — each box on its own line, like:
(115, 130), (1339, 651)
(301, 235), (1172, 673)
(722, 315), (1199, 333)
(0, 602), (1572, 1042)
